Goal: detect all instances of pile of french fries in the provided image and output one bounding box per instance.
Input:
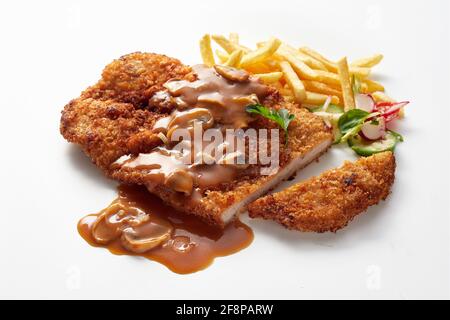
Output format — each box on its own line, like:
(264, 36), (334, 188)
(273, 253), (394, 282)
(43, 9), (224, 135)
(199, 33), (401, 115)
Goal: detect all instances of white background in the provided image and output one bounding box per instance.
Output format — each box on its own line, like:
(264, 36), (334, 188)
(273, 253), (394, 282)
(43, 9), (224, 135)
(0, 0), (449, 299)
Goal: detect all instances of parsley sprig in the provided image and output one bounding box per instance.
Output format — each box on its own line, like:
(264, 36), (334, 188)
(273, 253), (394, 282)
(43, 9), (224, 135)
(246, 104), (295, 145)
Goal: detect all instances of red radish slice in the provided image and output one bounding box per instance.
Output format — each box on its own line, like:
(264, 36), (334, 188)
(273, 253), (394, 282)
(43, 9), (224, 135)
(355, 94), (375, 112)
(322, 95), (332, 111)
(375, 101), (409, 122)
(384, 101), (409, 115)
(360, 117), (386, 140)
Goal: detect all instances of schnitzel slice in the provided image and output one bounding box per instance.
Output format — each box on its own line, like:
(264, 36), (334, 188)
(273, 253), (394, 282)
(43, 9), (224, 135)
(248, 152), (396, 232)
(60, 52), (333, 227)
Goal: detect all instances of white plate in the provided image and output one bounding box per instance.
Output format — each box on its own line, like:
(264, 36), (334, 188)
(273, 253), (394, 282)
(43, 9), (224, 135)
(0, 0), (449, 299)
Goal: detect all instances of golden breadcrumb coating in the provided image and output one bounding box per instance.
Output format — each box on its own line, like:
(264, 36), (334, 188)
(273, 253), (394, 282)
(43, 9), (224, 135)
(61, 53), (194, 169)
(83, 52), (196, 106)
(248, 152), (396, 232)
(60, 52), (333, 227)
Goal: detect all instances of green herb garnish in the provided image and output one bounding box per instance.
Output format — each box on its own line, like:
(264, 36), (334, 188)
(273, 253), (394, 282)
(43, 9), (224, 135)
(246, 104), (295, 144)
(389, 130), (404, 142)
(338, 109), (370, 142)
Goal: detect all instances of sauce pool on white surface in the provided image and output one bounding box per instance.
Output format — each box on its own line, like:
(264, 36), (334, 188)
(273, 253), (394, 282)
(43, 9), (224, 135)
(78, 184), (254, 274)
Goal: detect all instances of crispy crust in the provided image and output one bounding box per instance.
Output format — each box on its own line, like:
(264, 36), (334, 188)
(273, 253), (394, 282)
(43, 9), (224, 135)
(60, 52), (333, 227)
(82, 52), (196, 106)
(60, 52), (194, 169)
(248, 152), (396, 232)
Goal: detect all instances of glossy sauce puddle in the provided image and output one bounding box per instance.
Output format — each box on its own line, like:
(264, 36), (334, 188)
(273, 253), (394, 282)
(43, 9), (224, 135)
(78, 185), (254, 274)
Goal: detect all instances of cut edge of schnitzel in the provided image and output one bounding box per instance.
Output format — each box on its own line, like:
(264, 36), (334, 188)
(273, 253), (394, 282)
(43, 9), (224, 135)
(219, 139), (332, 223)
(248, 152), (396, 232)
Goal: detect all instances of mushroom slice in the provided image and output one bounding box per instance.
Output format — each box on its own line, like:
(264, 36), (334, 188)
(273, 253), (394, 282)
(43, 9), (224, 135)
(152, 115), (172, 134)
(164, 169), (194, 194)
(166, 236), (195, 253)
(104, 203), (149, 228)
(121, 221), (173, 253)
(91, 203), (149, 244)
(232, 94), (259, 106)
(166, 124), (180, 141)
(91, 211), (121, 244)
(168, 108), (214, 130)
(164, 79), (205, 96)
(214, 65), (249, 82)
(197, 93), (226, 108)
(163, 80), (189, 95)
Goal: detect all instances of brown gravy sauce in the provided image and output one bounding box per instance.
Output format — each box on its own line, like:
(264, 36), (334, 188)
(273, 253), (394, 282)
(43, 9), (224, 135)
(113, 65), (270, 196)
(163, 64), (269, 127)
(78, 184), (254, 274)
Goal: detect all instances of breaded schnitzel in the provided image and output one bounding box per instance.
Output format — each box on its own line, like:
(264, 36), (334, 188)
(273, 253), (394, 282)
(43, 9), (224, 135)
(61, 53), (195, 170)
(60, 52), (333, 227)
(248, 152), (395, 232)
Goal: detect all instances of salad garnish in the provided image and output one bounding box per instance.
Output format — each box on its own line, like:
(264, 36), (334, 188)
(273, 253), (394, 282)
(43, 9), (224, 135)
(312, 93), (409, 156)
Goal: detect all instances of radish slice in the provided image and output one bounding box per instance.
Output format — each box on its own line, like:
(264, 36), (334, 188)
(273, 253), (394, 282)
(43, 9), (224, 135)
(360, 117), (386, 140)
(321, 95), (332, 112)
(355, 94), (375, 112)
(384, 101), (409, 115)
(375, 101), (409, 122)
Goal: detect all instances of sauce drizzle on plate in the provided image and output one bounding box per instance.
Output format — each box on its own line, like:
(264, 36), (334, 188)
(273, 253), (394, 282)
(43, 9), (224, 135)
(78, 184), (253, 274)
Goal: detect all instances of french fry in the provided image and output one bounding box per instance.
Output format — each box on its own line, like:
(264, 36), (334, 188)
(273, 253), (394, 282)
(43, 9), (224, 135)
(363, 79), (385, 92)
(225, 49), (244, 67)
(244, 62), (276, 74)
(215, 50), (229, 63)
(212, 35), (245, 54)
(279, 61), (306, 103)
(230, 33), (251, 52)
(199, 34), (215, 67)
(297, 52), (328, 71)
(336, 57), (355, 111)
(350, 54), (383, 68)
(263, 59), (279, 70)
(349, 66), (371, 78)
(305, 92), (339, 105)
(279, 86), (293, 97)
(372, 91), (395, 103)
(229, 32), (239, 44)
(200, 35), (397, 117)
(279, 86), (296, 103)
(357, 82), (368, 93)
(280, 44), (327, 71)
(270, 81), (284, 91)
(299, 46), (338, 72)
(254, 72), (283, 83)
(303, 80), (342, 98)
(240, 38), (282, 67)
(212, 34), (250, 54)
(314, 70), (341, 86)
(276, 47), (318, 80)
